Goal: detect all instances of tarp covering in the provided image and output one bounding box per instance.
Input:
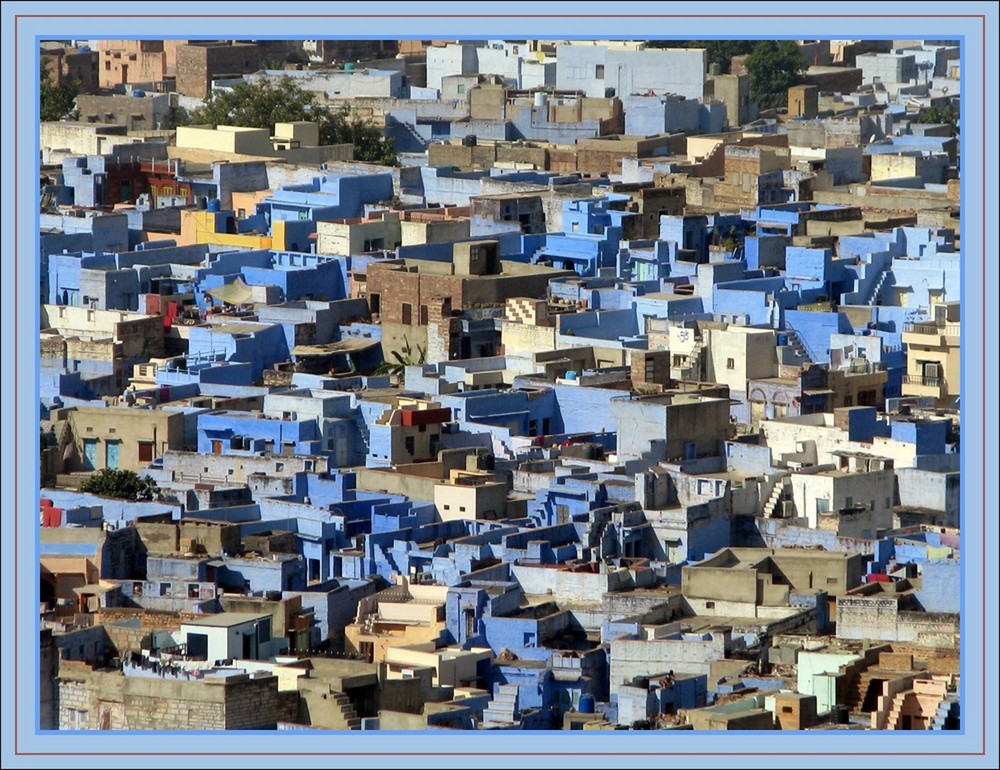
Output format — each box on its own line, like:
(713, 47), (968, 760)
(206, 278), (255, 306)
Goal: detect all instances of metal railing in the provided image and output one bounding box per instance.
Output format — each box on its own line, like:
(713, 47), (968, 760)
(903, 322), (961, 337)
(847, 359), (885, 374)
(902, 374), (945, 388)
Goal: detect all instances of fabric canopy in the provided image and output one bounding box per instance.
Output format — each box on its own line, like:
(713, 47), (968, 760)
(206, 278), (255, 305)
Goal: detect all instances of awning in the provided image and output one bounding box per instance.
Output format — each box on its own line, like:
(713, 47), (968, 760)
(292, 338), (380, 357)
(205, 277), (255, 306)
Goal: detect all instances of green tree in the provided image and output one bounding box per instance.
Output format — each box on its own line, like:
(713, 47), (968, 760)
(917, 105), (958, 132)
(745, 41), (808, 111)
(189, 76), (397, 165)
(321, 105), (398, 166)
(80, 468), (160, 501)
(374, 341), (426, 381)
(40, 61), (79, 122)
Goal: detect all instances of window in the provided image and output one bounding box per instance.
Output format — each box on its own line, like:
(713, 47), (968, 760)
(257, 618), (272, 644)
(782, 706), (794, 714)
(456, 84), (466, 94)
(845, 497), (853, 508)
(595, 64), (605, 78)
(188, 584), (200, 599)
(137, 441), (153, 463)
(726, 358), (735, 370)
(705, 601), (715, 609)
(159, 582), (169, 597)
(404, 436), (415, 455)
(444, 504), (451, 511)
(275, 462), (284, 472)
(369, 293), (380, 315)
(401, 303), (412, 325)
(459, 506), (467, 512)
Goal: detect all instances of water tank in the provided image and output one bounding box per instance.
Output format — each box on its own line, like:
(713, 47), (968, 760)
(564, 370), (578, 381)
(777, 333), (789, 347)
(578, 694), (596, 714)
(344, 62), (356, 72)
(462, 134), (477, 147)
(132, 90), (146, 98)
(206, 199), (221, 212)
(196, 196), (208, 210)
(533, 91), (549, 108)
(708, 62), (722, 76)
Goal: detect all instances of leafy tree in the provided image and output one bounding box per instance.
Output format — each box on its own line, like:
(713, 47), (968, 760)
(646, 40), (758, 75)
(917, 105), (958, 132)
(80, 468), (160, 501)
(40, 61), (79, 122)
(374, 341), (426, 381)
(322, 105), (398, 166)
(745, 41), (809, 111)
(189, 76), (397, 165)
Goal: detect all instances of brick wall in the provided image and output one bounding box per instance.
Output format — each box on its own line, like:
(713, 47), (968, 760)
(56, 662), (297, 730)
(176, 43), (261, 99)
(103, 623), (149, 655)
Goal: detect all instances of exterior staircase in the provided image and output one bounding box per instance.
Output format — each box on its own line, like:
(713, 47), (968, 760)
(763, 477), (790, 518)
(687, 339), (706, 381)
(930, 692), (960, 730)
(389, 117), (428, 151)
(328, 691), (362, 730)
(782, 329), (812, 363)
(848, 669), (879, 713)
(352, 410), (372, 455)
(481, 683), (520, 728)
(865, 266), (891, 305)
(881, 690), (910, 730)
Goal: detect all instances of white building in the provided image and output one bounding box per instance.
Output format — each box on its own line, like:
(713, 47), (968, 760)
(180, 612), (288, 664)
(556, 44), (707, 101)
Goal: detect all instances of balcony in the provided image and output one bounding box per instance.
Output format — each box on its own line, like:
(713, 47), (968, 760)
(901, 373), (946, 400)
(902, 374), (945, 388)
(846, 359), (885, 375)
(902, 322), (960, 347)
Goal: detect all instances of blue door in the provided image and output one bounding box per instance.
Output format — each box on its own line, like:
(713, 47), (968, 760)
(83, 439), (97, 471)
(106, 441), (120, 470)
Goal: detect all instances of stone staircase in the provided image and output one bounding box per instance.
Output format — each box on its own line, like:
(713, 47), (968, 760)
(865, 266), (891, 305)
(847, 669), (880, 713)
(352, 410), (372, 455)
(481, 683), (520, 728)
(881, 690), (910, 730)
(762, 477), (790, 518)
(389, 117), (428, 151)
(782, 329), (812, 363)
(328, 691), (362, 730)
(688, 339), (706, 381)
(930, 692), (959, 730)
